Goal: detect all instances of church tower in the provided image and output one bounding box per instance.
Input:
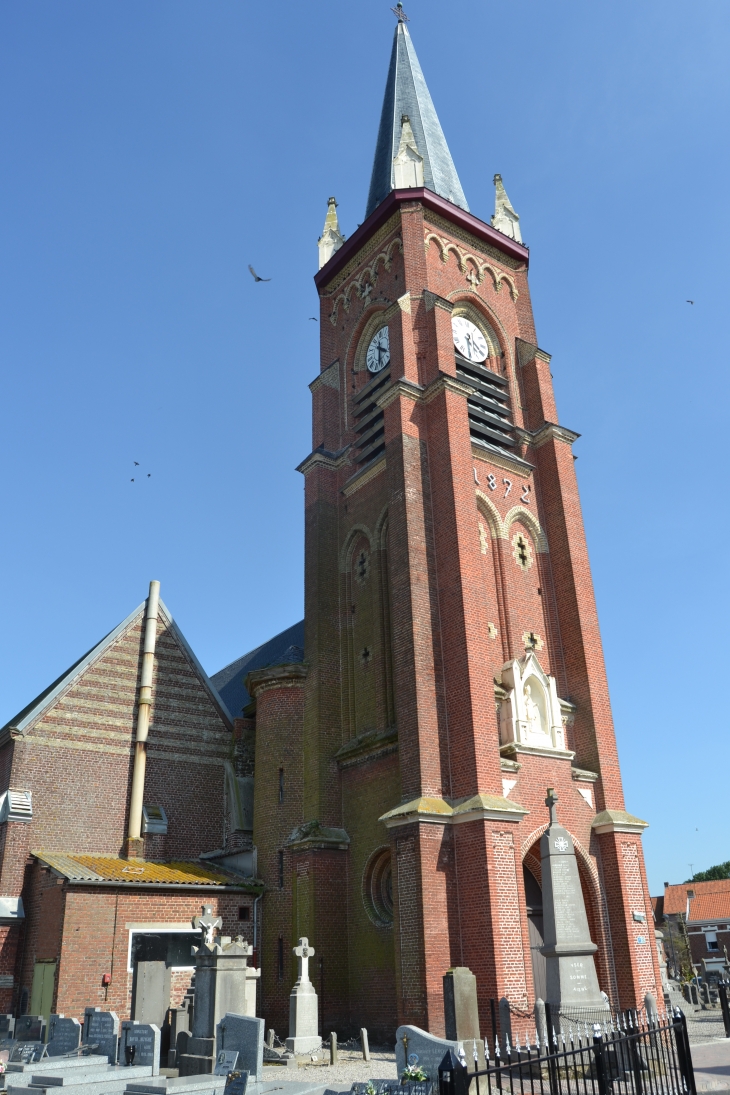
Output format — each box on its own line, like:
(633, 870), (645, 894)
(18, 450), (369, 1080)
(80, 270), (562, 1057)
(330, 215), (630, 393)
(283, 10), (660, 1039)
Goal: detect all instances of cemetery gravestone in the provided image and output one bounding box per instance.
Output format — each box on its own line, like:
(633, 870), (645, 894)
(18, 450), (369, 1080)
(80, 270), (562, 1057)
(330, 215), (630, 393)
(286, 939), (320, 1054)
(395, 1026), (459, 1085)
(15, 1016), (44, 1042)
(47, 1015), (82, 1057)
(443, 968), (486, 1070)
(9, 1042), (45, 1064)
(216, 1014), (264, 1084)
(214, 1049), (239, 1076)
(120, 1021), (161, 1075)
(0, 1016), (15, 1040)
(82, 1008), (119, 1064)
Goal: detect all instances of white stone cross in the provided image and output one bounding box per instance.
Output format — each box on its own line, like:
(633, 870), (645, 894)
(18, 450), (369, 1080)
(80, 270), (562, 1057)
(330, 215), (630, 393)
(193, 904), (223, 946)
(293, 937), (315, 983)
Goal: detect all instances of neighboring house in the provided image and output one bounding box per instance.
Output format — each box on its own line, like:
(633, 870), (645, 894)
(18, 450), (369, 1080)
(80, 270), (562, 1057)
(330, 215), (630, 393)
(657, 880), (730, 977)
(0, 584), (260, 1027)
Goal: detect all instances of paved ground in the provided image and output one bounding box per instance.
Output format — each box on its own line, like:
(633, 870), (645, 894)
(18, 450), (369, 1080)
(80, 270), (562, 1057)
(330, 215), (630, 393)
(692, 1041), (730, 1092)
(263, 1046), (398, 1089)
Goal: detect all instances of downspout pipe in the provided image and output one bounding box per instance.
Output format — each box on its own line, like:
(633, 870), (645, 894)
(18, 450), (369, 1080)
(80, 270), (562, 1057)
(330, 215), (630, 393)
(127, 580), (160, 848)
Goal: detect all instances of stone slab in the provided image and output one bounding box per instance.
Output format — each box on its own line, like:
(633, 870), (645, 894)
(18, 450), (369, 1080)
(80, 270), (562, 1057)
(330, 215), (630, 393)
(7, 1065), (153, 1095)
(82, 1009), (120, 1066)
(216, 1015), (264, 1084)
(6, 1057), (110, 1076)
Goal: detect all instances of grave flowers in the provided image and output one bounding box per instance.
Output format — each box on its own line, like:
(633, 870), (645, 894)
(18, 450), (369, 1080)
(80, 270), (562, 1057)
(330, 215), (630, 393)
(401, 1060), (429, 1084)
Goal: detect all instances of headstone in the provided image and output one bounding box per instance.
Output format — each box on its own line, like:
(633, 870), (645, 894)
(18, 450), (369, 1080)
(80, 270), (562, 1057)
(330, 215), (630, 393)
(223, 1071), (248, 1095)
(540, 789), (610, 1014)
(266, 1029), (275, 1050)
(395, 1026), (459, 1083)
(361, 1028), (370, 1062)
(498, 998), (512, 1048)
(167, 1006), (190, 1067)
(15, 1016), (44, 1042)
(285, 938), (320, 1054)
(0, 1038), (14, 1065)
(214, 1049), (239, 1076)
(82, 1008), (119, 1064)
(535, 999), (548, 1048)
(46, 1015), (82, 1056)
(216, 1013), (264, 1084)
(0, 1016), (15, 1040)
(120, 1021), (160, 1075)
(443, 968), (486, 1068)
(9, 1042), (45, 1063)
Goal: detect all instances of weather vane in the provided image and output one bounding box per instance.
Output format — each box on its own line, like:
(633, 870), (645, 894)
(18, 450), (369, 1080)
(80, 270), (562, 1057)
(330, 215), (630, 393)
(391, 3), (409, 22)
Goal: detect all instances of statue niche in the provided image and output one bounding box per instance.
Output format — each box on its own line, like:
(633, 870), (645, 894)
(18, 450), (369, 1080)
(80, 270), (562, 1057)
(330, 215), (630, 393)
(498, 650), (568, 754)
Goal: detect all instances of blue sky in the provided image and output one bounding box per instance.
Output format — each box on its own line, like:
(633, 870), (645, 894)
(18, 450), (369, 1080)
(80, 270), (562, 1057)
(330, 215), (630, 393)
(1, 1), (728, 893)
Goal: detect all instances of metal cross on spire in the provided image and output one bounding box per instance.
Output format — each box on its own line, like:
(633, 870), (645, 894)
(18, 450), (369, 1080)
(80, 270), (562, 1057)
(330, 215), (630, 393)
(391, 2), (409, 22)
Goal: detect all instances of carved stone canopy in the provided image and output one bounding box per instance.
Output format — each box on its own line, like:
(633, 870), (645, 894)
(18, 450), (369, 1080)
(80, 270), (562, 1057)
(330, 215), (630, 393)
(498, 650), (567, 754)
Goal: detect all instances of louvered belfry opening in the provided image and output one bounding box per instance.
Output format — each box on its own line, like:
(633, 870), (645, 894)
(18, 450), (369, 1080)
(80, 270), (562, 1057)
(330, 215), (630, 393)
(353, 366), (391, 468)
(455, 351), (517, 455)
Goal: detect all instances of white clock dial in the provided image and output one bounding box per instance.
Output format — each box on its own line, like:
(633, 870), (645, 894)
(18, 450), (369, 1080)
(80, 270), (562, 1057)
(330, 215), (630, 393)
(366, 326), (390, 374)
(452, 316), (488, 363)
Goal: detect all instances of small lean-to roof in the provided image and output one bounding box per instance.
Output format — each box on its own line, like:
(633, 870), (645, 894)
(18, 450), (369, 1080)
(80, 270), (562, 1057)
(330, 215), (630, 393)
(688, 892), (730, 924)
(32, 852), (250, 887)
(664, 878), (730, 916)
(365, 21), (468, 219)
(0, 598), (232, 739)
(211, 620), (304, 718)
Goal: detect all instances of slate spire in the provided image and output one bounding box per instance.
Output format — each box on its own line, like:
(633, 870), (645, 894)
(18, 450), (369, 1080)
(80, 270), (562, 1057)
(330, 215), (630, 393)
(365, 20), (469, 219)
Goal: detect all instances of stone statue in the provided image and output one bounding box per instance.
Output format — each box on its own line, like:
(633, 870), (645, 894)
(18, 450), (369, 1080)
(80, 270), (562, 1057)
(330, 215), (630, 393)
(524, 684), (543, 737)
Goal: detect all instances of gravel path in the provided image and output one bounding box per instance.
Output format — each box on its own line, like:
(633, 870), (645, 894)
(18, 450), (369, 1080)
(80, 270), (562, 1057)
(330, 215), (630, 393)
(263, 1047), (398, 1087)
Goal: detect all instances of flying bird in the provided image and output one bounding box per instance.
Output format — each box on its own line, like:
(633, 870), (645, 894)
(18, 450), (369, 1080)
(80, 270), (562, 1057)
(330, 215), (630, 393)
(309, 317), (318, 321)
(134, 461), (139, 465)
(147, 474), (151, 478)
(131, 478), (134, 482)
(686, 300), (694, 305)
(248, 265), (271, 283)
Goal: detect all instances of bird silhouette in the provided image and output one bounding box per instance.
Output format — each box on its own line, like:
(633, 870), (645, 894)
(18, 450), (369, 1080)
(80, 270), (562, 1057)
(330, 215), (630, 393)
(309, 317), (318, 321)
(248, 265), (271, 283)
(147, 474), (151, 478)
(134, 461), (139, 465)
(131, 478), (134, 482)
(686, 300), (694, 305)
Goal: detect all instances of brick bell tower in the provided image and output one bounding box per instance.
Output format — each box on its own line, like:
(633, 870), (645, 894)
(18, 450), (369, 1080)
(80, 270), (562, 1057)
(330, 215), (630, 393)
(292, 8), (661, 1040)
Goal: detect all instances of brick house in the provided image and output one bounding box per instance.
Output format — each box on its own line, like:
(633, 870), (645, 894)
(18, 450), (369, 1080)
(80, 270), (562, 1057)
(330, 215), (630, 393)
(209, 15), (662, 1041)
(660, 881), (730, 977)
(0, 587), (260, 1028)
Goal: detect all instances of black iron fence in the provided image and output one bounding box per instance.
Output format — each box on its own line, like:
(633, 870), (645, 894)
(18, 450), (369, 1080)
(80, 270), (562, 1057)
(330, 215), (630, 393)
(438, 1009), (695, 1095)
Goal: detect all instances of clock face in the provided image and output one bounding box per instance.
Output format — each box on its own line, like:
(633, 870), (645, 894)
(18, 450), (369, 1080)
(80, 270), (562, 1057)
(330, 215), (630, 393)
(452, 316), (488, 363)
(366, 326), (390, 374)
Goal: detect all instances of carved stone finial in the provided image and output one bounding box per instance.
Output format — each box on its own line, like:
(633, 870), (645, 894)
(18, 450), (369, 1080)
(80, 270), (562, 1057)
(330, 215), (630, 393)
(491, 174), (522, 244)
(393, 116), (424, 190)
(318, 196), (346, 270)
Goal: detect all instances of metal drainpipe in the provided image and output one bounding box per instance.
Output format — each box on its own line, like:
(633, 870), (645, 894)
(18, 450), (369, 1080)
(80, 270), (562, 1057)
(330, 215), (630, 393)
(128, 580), (160, 842)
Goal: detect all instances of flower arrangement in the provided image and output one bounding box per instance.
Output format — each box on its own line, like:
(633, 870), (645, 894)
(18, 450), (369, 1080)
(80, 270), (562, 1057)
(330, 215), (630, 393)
(401, 1063), (429, 1084)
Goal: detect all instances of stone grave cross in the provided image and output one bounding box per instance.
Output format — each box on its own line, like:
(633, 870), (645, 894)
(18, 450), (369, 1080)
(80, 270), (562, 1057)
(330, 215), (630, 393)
(545, 787), (559, 825)
(293, 938), (314, 984)
(193, 905), (223, 947)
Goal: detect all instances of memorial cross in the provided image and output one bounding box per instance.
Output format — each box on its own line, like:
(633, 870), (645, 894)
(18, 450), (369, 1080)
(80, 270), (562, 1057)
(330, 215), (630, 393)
(391, 2), (409, 22)
(293, 938), (315, 983)
(193, 905), (223, 946)
(545, 787), (559, 826)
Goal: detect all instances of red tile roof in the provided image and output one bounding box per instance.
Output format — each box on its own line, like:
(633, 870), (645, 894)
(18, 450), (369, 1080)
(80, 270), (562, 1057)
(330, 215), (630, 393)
(664, 879), (730, 916)
(688, 892), (730, 924)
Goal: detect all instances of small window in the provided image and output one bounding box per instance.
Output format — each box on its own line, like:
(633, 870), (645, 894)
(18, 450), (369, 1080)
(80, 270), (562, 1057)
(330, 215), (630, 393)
(278, 850), (284, 890)
(277, 936), (284, 981)
(238, 906), (250, 921)
(278, 768), (284, 804)
(142, 805), (168, 835)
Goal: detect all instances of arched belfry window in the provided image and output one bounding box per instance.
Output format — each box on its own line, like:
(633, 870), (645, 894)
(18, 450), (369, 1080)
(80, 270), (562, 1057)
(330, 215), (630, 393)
(451, 308), (517, 459)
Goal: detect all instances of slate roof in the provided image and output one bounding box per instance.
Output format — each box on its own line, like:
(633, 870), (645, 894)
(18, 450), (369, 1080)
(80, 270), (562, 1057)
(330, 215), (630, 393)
(211, 620), (305, 718)
(365, 21), (469, 219)
(32, 851), (249, 887)
(664, 879), (730, 916)
(0, 599), (233, 737)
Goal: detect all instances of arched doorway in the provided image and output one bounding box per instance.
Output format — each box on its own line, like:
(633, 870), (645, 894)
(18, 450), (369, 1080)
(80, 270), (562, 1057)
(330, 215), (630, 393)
(523, 864), (546, 1000)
